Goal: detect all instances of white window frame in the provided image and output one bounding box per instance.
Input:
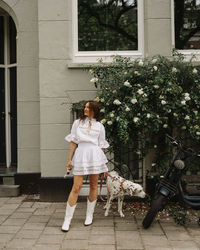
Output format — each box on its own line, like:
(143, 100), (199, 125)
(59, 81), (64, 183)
(72, 0), (144, 63)
(171, 0), (200, 61)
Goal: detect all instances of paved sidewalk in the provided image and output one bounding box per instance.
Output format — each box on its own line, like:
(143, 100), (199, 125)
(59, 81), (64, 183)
(0, 195), (199, 250)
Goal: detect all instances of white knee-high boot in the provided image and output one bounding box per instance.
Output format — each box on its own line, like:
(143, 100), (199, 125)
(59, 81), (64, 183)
(84, 198), (97, 226)
(61, 202), (77, 232)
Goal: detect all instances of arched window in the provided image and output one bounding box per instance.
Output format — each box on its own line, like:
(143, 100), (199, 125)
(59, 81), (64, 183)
(0, 9), (17, 168)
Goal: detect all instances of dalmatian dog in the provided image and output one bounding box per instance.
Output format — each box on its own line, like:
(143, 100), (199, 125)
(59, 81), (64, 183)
(104, 171), (146, 217)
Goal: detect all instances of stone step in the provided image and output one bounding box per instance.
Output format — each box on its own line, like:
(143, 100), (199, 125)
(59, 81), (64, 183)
(0, 184), (20, 197)
(0, 167), (17, 177)
(3, 177), (15, 185)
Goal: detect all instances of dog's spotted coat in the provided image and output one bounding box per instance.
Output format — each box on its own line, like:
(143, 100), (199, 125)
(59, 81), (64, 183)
(104, 171), (146, 217)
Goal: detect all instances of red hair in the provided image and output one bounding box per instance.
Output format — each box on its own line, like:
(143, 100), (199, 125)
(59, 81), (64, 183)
(80, 100), (100, 121)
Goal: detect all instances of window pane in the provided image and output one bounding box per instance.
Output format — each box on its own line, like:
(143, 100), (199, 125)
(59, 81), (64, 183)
(10, 67), (17, 166)
(0, 68), (6, 166)
(9, 17), (16, 64)
(175, 0), (200, 49)
(0, 16), (4, 64)
(78, 0), (138, 51)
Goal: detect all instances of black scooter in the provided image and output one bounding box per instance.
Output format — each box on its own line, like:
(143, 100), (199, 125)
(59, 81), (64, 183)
(142, 134), (200, 229)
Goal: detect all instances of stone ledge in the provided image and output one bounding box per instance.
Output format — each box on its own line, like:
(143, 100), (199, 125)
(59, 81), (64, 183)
(0, 184), (20, 197)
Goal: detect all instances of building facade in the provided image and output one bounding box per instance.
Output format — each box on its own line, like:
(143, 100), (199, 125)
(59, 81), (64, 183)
(0, 0), (199, 200)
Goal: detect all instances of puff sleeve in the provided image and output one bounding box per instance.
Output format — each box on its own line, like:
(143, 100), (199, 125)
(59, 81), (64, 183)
(65, 119), (79, 144)
(98, 123), (109, 148)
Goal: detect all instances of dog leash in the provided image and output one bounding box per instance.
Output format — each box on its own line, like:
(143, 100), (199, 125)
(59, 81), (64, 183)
(99, 172), (126, 201)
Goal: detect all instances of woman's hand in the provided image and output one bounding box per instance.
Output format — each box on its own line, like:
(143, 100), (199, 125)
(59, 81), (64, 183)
(67, 160), (72, 172)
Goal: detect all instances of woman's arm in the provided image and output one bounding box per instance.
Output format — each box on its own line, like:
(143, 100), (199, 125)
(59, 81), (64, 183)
(67, 142), (77, 170)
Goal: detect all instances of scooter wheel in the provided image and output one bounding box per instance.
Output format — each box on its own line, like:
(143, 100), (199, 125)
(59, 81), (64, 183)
(142, 193), (167, 229)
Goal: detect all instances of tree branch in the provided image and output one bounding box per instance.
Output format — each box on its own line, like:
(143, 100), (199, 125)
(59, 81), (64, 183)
(80, 1), (137, 43)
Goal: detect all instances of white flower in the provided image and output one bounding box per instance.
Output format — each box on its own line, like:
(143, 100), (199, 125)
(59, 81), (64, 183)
(153, 85), (159, 89)
(147, 113), (151, 118)
(153, 66), (158, 71)
(89, 69), (94, 74)
(196, 131), (200, 135)
(172, 67), (177, 73)
(181, 100), (186, 105)
(100, 108), (105, 113)
(113, 99), (121, 105)
(101, 119), (106, 124)
(110, 113), (114, 118)
(184, 93), (191, 101)
(124, 80), (132, 88)
(181, 126), (186, 130)
(173, 113), (178, 117)
(193, 68), (198, 74)
(124, 71), (128, 75)
(185, 96), (191, 101)
(107, 121), (113, 125)
(156, 115), (160, 118)
(116, 116), (120, 121)
(185, 115), (190, 120)
(154, 144), (157, 148)
(161, 100), (166, 105)
(137, 88), (144, 95)
(125, 107), (130, 112)
(94, 97), (100, 102)
(151, 163), (156, 167)
(163, 124), (168, 128)
(136, 150), (141, 155)
(143, 93), (147, 97)
(131, 98), (137, 104)
(152, 58), (157, 63)
(133, 117), (139, 123)
(112, 90), (117, 93)
(90, 77), (98, 83)
(100, 98), (104, 103)
(159, 95), (164, 99)
(194, 125), (199, 129)
(167, 109), (171, 113)
(134, 71), (139, 75)
(138, 60), (144, 66)
(193, 110), (198, 116)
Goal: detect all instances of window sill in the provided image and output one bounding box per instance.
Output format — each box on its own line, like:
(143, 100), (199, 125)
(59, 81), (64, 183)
(68, 51), (144, 68)
(177, 50), (200, 64)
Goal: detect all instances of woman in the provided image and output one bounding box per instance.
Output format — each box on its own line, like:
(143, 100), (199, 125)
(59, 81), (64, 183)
(61, 100), (109, 232)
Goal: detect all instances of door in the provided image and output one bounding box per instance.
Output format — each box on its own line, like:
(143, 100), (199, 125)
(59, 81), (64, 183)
(0, 14), (17, 168)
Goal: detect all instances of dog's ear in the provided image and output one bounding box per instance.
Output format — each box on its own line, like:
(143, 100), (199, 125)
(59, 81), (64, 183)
(128, 186), (136, 196)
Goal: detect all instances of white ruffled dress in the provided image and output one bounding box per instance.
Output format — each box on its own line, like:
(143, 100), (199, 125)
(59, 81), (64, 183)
(65, 117), (109, 175)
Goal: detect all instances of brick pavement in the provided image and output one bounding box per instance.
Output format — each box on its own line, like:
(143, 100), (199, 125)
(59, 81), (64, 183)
(0, 195), (199, 250)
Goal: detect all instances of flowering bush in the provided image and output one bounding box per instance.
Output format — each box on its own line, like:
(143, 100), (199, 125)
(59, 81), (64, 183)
(88, 52), (200, 176)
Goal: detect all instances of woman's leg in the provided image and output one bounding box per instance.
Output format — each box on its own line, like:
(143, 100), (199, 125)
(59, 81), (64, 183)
(89, 174), (99, 202)
(62, 175), (83, 232)
(68, 175), (84, 206)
